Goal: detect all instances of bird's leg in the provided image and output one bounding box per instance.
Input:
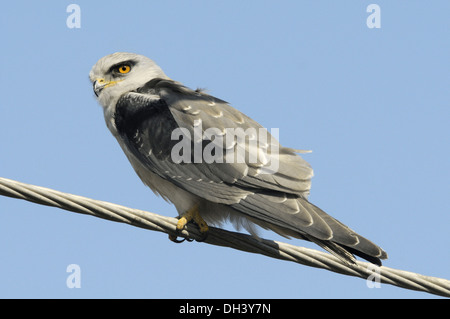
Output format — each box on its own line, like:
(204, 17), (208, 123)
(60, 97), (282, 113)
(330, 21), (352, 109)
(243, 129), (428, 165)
(169, 204), (209, 243)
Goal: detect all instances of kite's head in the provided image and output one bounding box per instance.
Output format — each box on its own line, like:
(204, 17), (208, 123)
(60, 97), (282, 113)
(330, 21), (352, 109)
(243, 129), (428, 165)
(89, 52), (168, 108)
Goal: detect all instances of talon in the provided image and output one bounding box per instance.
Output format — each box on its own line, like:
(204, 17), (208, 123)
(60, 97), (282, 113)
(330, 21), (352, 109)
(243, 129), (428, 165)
(168, 233), (186, 243)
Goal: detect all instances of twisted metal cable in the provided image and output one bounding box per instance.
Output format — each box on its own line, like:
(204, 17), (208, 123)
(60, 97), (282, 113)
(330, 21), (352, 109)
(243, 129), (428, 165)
(1, 177), (449, 297)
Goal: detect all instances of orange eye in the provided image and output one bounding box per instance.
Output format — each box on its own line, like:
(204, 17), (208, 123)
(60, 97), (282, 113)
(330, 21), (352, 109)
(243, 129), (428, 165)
(118, 65), (131, 74)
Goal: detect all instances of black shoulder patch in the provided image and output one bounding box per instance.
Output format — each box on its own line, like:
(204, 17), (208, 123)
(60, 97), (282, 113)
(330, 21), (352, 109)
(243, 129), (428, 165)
(114, 93), (167, 138)
(114, 87), (181, 161)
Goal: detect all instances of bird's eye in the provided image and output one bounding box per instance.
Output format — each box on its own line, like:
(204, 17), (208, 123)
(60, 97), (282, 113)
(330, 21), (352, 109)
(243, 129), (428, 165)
(117, 65), (131, 74)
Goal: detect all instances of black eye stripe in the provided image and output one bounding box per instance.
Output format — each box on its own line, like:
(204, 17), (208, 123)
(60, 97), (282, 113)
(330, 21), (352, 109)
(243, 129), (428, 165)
(107, 60), (136, 74)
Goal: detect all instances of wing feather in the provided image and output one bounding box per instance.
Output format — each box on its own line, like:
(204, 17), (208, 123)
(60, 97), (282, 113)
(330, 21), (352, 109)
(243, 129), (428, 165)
(114, 78), (387, 264)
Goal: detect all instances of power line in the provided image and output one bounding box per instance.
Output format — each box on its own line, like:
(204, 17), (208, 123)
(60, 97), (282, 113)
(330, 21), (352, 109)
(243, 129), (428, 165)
(1, 177), (449, 297)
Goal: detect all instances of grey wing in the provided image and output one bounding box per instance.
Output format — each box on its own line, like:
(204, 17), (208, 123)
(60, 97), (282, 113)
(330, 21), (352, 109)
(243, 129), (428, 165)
(114, 91), (250, 205)
(115, 79), (387, 264)
(159, 83), (314, 197)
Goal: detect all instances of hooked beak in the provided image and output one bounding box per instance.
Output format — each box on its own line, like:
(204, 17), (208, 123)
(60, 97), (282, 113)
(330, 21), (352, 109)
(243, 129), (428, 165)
(93, 78), (122, 97)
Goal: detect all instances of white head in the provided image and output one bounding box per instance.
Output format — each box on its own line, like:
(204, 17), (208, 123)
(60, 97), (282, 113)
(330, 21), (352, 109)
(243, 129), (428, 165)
(89, 52), (169, 109)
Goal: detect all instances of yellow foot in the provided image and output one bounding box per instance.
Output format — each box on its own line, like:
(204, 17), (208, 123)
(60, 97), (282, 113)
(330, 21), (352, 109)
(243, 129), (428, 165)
(176, 204), (209, 233)
(169, 204), (209, 243)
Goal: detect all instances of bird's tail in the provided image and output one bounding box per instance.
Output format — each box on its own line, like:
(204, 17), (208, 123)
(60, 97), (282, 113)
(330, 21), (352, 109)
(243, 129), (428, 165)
(296, 199), (388, 266)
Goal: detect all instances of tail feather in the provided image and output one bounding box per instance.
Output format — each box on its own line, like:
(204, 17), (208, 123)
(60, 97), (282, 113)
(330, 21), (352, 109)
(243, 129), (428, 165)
(303, 234), (357, 265)
(229, 191), (388, 265)
(298, 198), (388, 265)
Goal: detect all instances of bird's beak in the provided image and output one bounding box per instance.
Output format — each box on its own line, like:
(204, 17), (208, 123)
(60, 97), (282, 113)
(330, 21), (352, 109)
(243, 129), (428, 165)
(93, 78), (122, 97)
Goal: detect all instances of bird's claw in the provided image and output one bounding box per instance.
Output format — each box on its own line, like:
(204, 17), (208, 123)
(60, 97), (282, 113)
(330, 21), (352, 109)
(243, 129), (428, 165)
(168, 232), (193, 243)
(169, 204), (209, 243)
(168, 226), (207, 243)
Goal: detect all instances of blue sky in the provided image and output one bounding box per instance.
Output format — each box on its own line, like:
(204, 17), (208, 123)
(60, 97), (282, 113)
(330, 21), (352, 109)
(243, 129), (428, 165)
(0, 1), (449, 299)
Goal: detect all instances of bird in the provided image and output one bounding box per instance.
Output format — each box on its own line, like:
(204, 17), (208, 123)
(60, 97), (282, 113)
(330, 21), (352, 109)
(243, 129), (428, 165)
(89, 52), (388, 266)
